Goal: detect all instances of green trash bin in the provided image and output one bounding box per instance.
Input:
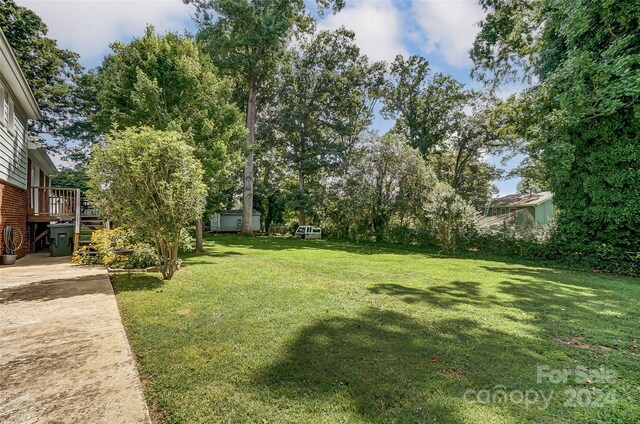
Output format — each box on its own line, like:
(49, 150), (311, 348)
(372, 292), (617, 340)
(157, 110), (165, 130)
(49, 223), (75, 257)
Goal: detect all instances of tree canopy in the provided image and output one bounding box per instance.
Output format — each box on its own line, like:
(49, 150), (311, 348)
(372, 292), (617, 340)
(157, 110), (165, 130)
(261, 28), (385, 224)
(472, 0), (640, 274)
(9, 0), (638, 276)
(90, 26), (245, 212)
(382, 55), (468, 157)
(382, 55), (505, 207)
(0, 0), (82, 147)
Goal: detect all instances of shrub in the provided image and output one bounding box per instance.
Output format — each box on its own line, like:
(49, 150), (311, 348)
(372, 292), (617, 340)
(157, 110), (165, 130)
(72, 227), (158, 269)
(104, 242), (159, 270)
(72, 246), (101, 265)
(179, 228), (195, 253)
(464, 220), (638, 276)
(546, 236), (639, 277)
(90, 227), (135, 256)
(468, 222), (553, 258)
(87, 127), (207, 280)
(421, 183), (478, 250)
(386, 225), (417, 246)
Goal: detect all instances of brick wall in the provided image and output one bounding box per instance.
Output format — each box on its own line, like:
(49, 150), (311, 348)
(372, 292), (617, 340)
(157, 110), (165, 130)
(0, 181), (27, 258)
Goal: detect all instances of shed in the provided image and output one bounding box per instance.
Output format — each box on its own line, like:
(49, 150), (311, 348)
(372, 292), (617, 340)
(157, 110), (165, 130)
(481, 191), (554, 229)
(210, 209), (261, 233)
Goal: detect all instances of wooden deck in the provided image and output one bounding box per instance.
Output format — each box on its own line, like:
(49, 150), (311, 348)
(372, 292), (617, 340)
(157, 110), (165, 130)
(27, 214), (73, 223)
(26, 187), (103, 251)
(28, 187), (78, 221)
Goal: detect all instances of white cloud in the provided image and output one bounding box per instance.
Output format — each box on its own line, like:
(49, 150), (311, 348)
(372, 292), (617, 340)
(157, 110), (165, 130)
(317, 0), (407, 63)
(16, 0), (195, 66)
(495, 85), (526, 100)
(412, 0), (485, 68)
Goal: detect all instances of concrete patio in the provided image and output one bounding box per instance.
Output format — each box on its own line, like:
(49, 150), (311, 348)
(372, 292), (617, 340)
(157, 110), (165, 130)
(0, 252), (150, 424)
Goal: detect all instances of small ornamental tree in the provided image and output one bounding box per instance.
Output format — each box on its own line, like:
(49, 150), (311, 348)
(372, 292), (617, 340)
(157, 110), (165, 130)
(87, 127), (207, 280)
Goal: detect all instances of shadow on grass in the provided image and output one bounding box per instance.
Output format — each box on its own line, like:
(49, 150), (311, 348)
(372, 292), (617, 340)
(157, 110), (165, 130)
(253, 280), (640, 422)
(367, 275), (639, 351)
(253, 308), (545, 423)
(479, 264), (637, 289)
(368, 281), (486, 307)
(179, 247), (244, 266)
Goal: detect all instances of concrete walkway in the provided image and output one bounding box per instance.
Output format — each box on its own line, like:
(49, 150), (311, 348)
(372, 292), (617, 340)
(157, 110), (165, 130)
(0, 252), (151, 424)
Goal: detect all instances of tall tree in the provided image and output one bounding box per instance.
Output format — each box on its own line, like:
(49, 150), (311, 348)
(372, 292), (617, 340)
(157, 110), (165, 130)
(188, 0), (344, 235)
(262, 28), (384, 224)
(383, 55), (506, 206)
(382, 55), (467, 157)
(90, 27), (245, 250)
(433, 93), (507, 206)
(0, 0), (82, 146)
(487, 89), (549, 195)
(472, 0), (640, 275)
(513, 157), (548, 194)
(252, 143), (289, 231)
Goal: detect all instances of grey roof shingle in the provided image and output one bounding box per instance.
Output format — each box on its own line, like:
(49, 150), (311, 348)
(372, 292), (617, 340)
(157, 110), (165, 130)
(488, 191), (553, 208)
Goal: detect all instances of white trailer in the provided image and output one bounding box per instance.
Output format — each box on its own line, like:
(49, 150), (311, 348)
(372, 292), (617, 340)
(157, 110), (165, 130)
(295, 226), (322, 239)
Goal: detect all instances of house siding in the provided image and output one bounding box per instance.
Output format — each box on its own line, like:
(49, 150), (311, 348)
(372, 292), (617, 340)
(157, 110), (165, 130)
(0, 78), (29, 258)
(0, 79), (28, 190)
(536, 200), (555, 226)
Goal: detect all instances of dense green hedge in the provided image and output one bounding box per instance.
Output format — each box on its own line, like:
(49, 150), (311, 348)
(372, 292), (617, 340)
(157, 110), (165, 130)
(325, 220), (638, 277)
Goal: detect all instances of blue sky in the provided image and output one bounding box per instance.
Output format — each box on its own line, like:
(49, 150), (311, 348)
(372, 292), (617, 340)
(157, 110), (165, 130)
(18, 0), (524, 195)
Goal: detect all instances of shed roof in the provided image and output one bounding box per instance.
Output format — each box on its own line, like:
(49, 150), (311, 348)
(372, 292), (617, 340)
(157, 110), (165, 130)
(488, 191), (553, 208)
(219, 209), (260, 215)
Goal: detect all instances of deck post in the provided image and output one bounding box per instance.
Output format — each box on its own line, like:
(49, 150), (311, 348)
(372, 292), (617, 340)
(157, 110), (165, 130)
(73, 188), (81, 251)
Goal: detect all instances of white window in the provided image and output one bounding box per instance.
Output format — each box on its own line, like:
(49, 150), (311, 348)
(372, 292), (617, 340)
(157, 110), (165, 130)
(8, 97), (14, 133)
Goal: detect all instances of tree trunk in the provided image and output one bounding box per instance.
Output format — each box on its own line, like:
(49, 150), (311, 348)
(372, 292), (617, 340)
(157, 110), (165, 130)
(452, 145), (464, 193)
(240, 79), (258, 236)
(156, 237), (179, 280)
(195, 217), (204, 252)
(373, 216), (385, 243)
(298, 167), (305, 225)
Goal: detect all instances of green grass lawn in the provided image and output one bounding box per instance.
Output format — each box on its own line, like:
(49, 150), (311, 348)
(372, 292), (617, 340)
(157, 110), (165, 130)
(113, 235), (640, 423)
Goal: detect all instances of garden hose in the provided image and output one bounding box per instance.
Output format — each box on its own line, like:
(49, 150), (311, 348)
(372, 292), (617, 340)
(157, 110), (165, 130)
(3, 226), (24, 255)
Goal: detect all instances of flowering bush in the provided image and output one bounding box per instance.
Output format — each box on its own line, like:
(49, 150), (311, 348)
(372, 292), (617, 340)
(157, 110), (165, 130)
(72, 246), (101, 265)
(72, 227), (158, 269)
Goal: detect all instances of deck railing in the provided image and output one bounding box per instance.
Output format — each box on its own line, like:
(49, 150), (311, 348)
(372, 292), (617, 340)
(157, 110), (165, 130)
(28, 187), (102, 251)
(80, 198), (99, 217)
(28, 187), (78, 219)
(28, 187), (98, 219)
